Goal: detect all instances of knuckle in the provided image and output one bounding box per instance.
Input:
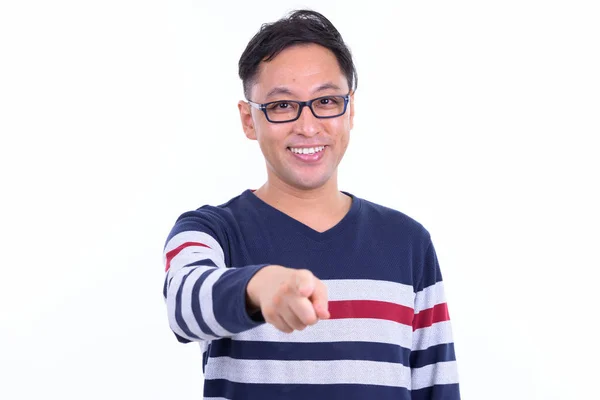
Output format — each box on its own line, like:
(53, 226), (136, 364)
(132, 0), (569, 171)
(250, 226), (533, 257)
(317, 281), (328, 296)
(272, 293), (282, 306)
(279, 281), (291, 294)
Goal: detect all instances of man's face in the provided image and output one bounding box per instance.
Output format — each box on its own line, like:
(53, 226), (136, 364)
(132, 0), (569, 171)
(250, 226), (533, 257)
(238, 43), (355, 191)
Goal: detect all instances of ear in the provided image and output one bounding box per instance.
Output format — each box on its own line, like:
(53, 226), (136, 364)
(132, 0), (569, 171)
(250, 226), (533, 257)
(349, 92), (355, 130)
(238, 101), (257, 140)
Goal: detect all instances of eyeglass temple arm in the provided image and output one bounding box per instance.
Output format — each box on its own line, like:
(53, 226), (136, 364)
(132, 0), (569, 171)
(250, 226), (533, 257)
(246, 100), (263, 110)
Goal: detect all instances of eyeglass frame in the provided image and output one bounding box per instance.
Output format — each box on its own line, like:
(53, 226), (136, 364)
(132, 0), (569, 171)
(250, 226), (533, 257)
(246, 93), (351, 123)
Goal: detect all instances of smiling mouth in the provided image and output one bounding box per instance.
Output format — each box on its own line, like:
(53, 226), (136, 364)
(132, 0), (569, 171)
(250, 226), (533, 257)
(287, 145), (327, 155)
(286, 145), (328, 164)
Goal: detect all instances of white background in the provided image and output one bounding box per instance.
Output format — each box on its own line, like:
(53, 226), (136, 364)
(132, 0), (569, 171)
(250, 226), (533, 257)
(1, 1), (599, 399)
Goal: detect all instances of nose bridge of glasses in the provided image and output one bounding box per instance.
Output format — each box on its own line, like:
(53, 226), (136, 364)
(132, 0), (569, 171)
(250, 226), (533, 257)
(286, 101), (317, 133)
(302, 99), (322, 119)
(297, 99), (320, 121)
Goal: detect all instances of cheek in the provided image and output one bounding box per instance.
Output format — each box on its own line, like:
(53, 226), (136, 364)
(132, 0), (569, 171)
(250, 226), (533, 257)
(334, 121), (351, 156)
(336, 113), (352, 132)
(332, 119), (351, 143)
(340, 133), (350, 154)
(256, 125), (285, 156)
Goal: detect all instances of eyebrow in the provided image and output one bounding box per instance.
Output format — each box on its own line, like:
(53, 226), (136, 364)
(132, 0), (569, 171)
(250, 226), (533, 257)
(314, 82), (343, 93)
(265, 87), (294, 100)
(264, 82), (344, 100)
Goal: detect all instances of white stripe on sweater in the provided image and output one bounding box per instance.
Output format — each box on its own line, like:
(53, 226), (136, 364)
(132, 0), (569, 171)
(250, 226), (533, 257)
(204, 357), (411, 388)
(167, 245), (223, 282)
(414, 281), (447, 314)
(200, 268), (234, 337)
(325, 279), (414, 307)
(236, 319), (453, 351)
(234, 318), (414, 349)
(412, 320), (454, 351)
(411, 360), (459, 390)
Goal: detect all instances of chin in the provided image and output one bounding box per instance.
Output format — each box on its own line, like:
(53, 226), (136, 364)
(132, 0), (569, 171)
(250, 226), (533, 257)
(288, 174), (332, 191)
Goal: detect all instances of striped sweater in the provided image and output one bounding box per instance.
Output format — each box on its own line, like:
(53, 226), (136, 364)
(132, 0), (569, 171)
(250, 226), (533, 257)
(163, 189), (461, 399)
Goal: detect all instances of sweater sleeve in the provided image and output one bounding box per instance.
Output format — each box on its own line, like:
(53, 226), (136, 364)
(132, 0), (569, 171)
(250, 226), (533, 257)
(410, 240), (461, 399)
(162, 209), (268, 344)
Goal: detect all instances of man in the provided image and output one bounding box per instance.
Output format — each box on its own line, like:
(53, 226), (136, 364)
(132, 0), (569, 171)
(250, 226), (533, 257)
(163, 9), (460, 400)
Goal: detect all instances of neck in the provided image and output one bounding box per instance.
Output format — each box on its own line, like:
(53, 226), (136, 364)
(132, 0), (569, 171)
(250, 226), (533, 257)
(253, 172), (351, 231)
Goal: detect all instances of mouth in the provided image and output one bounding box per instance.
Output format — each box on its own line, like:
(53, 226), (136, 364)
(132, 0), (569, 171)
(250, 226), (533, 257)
(287, 145), (326, 155)
(287, 145), (327, 163)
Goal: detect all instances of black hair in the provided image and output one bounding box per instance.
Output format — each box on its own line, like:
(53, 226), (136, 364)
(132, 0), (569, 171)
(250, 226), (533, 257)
(238, 9), (358, 99)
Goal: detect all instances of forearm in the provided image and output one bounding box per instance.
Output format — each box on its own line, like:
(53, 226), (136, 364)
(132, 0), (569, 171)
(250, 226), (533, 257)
(165, 262), (269, 342)
(410, 241), (461, 399)
(162, 228), (269, 343)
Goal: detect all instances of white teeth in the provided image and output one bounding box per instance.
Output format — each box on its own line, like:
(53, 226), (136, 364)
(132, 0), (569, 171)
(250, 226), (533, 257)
(289, 146), (325, 154)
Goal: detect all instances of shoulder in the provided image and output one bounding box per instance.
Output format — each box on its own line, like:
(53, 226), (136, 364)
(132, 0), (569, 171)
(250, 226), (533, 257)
(353, 194), (439, 288)
(166, 191), (248, 243)
(353, 193), (431, 244)
(163, 191), (250, 266)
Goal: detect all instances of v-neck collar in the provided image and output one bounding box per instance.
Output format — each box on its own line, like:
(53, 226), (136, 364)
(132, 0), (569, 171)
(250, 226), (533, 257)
(241, 188), (362, 243)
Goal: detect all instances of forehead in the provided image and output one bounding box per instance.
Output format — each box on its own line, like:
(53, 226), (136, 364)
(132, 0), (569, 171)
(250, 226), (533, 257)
(251, 43), (348, 100)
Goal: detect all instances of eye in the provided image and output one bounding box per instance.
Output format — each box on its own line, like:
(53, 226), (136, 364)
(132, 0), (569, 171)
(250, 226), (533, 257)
(315, 97), (341, 108)
(266, 101), (291, 111)
(320, 97), (339, 105)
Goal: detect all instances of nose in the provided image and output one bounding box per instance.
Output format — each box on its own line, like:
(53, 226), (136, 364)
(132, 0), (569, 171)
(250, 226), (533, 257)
(293, 104), (320, 137)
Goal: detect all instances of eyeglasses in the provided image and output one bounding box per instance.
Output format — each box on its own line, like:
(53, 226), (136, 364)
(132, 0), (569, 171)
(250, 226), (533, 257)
(247, 94), (350, 123)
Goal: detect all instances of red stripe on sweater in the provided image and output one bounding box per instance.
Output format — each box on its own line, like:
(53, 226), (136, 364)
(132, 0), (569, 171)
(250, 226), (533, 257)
(412, 303), (450, 331)
(165, 242), (211, 272)
(328, 300), (414, 326)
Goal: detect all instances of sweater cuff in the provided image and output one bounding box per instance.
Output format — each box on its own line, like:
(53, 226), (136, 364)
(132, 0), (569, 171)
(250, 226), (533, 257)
(239, 264), (268, 326)
(212, 264), (270, 333)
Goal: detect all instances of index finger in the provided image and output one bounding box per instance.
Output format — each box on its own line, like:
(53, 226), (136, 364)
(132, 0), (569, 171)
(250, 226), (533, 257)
(309, 280), (330, 320)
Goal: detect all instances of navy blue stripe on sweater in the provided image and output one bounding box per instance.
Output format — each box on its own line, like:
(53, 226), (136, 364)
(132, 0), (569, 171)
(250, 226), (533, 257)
(204, 380), (412, 400)
(191, 268), (218, 337)
(209, 339), (411, 366)
(174, 269), (200, 340)
(410, 343), (456, 368)
(185, 258), (219, 268)
(411, 383), (461, 400)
